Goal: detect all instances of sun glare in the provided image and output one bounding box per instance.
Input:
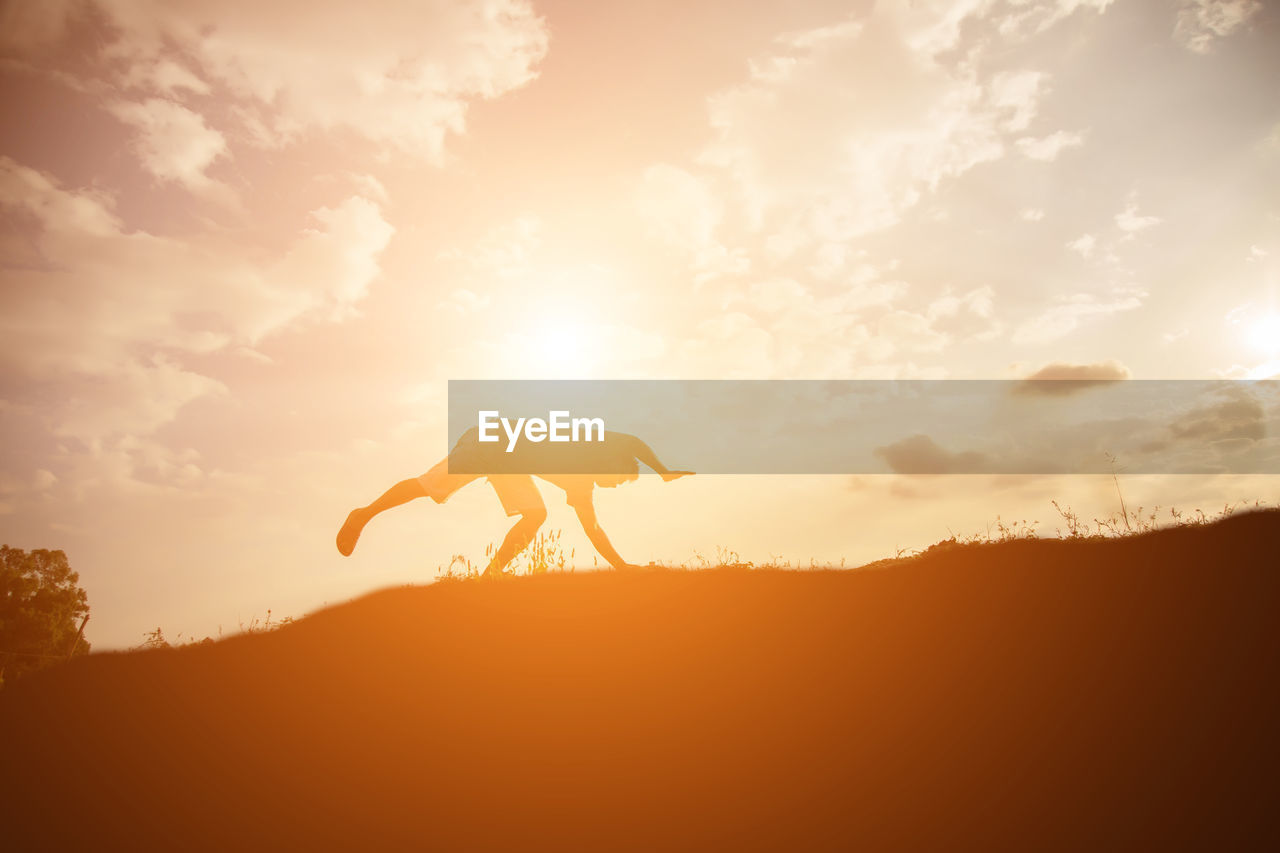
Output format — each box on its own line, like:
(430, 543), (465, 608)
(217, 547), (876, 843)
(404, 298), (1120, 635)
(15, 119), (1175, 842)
(1246, 313), (1280, 354)
(525, 315), (598, 378)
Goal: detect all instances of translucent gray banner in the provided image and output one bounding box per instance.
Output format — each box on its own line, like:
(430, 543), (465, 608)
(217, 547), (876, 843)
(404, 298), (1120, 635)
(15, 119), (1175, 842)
(446, 380), (1280, 475)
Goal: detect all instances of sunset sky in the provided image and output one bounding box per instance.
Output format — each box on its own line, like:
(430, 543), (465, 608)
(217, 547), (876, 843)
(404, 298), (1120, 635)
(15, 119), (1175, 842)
(2, 0), (1278, 649)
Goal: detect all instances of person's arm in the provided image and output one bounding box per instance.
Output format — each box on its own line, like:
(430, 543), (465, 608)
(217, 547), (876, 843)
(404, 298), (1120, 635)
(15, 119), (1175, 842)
(573, 500), (635, 570)
(627, 436), (694, 482)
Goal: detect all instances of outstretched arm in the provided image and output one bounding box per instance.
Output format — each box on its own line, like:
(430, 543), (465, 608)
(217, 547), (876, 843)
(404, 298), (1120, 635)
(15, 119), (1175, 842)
(573, 500), (635, 570)
(627, 436), (694, 482)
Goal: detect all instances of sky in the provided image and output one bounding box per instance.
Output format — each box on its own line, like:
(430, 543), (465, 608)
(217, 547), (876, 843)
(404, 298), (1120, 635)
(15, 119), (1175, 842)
(1, 0), (1278, 649)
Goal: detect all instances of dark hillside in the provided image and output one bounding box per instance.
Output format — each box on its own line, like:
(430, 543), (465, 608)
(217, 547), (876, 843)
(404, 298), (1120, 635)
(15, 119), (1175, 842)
(3, 511), (1279, 850)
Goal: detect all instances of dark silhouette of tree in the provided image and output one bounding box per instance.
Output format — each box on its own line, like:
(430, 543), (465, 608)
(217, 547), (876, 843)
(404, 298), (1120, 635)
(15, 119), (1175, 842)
(0, 546), (90, 686)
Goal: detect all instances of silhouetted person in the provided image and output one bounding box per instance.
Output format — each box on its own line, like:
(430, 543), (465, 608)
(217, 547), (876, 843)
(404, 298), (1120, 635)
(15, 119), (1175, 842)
(336, 428), (692, 575)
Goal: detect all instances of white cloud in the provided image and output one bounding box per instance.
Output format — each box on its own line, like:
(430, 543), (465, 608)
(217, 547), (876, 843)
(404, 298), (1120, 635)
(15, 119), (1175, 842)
(107, 98), (230, 196)
(679, 274), (998, 377)
(1115, 199), (1161, 233)
(1013, 289), (1145, 344)
(53, 356), (229, 446)
(345, 173), (389, 205)
(876, 310), (950, 355)
(697, 2), (1053, 247)
(121, 59), (211, 95)
(443, 216), (542, 280)
(89, 0), (549, 159)
(870, 285), (1002, 357)
(1021, 208), (1046, 221)
(636, 165), (721, 249)
(440, 288), (492, 315)
(988, 70), (1045, 133)
(635, 164), (749, 283)
(273, 197), (396, 323)
(928, 286), (1003, 342)
(676, 312), (780, 378)
(0, 156), (393, 443)
(995, 0), (1115, 38)
(1174, 0), (1261, 54)
(1067, 233), (1096, 257)
(4, 0), (549, 195)
(1016, 129), (1086, 161)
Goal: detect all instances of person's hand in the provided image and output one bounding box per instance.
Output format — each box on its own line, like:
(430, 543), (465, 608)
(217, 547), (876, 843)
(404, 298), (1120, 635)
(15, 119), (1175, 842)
(614, 561), (664, 572)
(661, 470), (694, 482)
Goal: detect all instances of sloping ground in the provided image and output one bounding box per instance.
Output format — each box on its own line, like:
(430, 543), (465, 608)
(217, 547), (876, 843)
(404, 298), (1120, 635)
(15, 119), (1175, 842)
(3, 511), (1279, 851)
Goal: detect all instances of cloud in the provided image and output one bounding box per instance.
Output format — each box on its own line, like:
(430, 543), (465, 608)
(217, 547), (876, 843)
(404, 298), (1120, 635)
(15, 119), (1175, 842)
(875, 434), (990, 475)
(697, 2), (1055, 247)
(1012, 289), (1145, 344)
(439, 288), (492, 315)
(876, 310), (950, 355)
(635, 165), (748, 283)
(670, 273), (999, 379)
(870, 286), (1002, 358)
(1174, 0), (1261, 54)
(7, 0), (549, 163)
(675, 311), (793, 379)
(994, 0), (1115, 37)
(631, 0), (1132, 378)
(274, 196), (396, 321)
(636, 165), (721, 250)
(107, 98), (231, 198)
(1016, 129), (1086, 161)
(872, 381), (1276, 477)
(1115, 198), (1161, 233)
(113, 0), (545, 156)
(1015, 360), (1132, 395)
(345, 173), (389, 205)
(52, 356), (229, 446)
(1169, 384), (1266, 443)
(0, 156), (393, 443)
(120, 59), (212, 96)
(444, 216), (542, 280)
(1066, 233), (1096, 258)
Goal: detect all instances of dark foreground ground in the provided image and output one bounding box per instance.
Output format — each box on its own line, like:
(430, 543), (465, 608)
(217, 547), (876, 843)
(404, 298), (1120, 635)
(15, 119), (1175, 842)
(3, 511), (1279, 851)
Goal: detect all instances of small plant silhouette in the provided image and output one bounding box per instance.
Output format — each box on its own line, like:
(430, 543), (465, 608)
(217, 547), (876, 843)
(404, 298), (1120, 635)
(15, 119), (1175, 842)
(134, 609), (291, 649)
(437, 529), (575, 579)
(514, 529), (574, 575)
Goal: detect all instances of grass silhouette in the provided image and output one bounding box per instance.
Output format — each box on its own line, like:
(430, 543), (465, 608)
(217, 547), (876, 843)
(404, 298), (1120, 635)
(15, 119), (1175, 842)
(2, 508), (1278, 850)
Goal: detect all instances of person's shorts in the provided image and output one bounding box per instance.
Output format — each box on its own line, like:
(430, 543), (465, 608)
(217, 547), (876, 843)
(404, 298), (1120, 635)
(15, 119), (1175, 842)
(416, 461), (594, 517)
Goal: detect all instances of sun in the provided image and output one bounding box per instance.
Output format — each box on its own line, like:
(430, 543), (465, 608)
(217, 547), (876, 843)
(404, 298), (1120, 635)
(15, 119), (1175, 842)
(521, 312), (600, 378)
(537, 321), (588, 371)
(1245, 313), (1280, 354)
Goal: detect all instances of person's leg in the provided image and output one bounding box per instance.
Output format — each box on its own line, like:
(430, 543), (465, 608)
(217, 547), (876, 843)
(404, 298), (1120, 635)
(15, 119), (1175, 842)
(337, 459), (476, 556)
(484, 507), (547, 575)
(483, 476), (547, 576)
(336, 478), (428, 556)
(622, 433), (694, 481)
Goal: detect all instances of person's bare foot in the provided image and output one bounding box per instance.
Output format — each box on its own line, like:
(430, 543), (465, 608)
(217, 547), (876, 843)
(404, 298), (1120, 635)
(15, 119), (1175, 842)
(336, 508), (371, 556)
(661, 470), (694, 482)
